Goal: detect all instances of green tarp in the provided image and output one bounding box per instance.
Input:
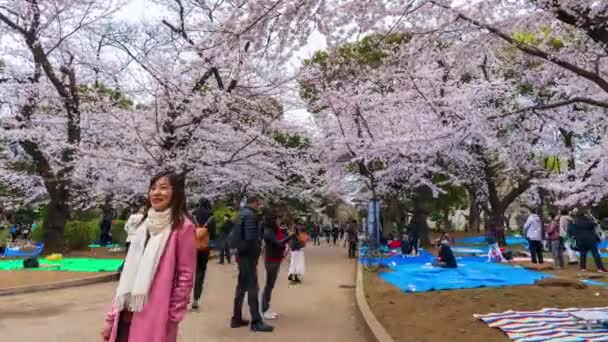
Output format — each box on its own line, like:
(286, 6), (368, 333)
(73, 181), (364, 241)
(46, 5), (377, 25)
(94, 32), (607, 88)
(0, 257), (122, 272)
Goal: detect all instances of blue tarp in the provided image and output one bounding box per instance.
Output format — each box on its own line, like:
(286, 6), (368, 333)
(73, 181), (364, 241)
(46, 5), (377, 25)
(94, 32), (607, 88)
(379, 258), (551, 293)
(582, 279), (608, 287)
(2, 242), (44, 258)
(451, 246), (487, 255)
(455, 235), (527, 245)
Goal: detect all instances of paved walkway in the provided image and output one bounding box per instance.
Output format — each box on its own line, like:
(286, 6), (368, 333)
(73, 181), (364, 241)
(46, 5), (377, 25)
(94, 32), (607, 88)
(0, 244), (370, 342)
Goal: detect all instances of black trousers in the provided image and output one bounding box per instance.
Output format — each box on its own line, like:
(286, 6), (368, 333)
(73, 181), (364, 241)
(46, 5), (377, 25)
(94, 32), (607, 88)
(580, 245), (606, 271)
(409, 236), (419, 254)
(528, 240), (544, 264)
(262, 260), (281, 313)
(219, 240), (232, 264)
(116, 314), (131, 342)
(193, 249), (210, 301)
(332, 235), (338, 246)
(348, 241), (357, 258)
(233, 255), (262, 323)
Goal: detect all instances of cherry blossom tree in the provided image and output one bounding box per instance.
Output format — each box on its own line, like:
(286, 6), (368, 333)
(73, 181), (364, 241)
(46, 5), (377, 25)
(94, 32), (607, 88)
(0, 0), (127, 250)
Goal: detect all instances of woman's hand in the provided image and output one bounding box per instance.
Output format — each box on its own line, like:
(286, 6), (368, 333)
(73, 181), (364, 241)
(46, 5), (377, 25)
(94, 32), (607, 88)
(101, 324), (111, 341)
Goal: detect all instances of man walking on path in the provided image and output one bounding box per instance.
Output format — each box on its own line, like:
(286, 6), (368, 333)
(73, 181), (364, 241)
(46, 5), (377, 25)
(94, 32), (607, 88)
(312, 223), (321, 246)
(231, 196), (274, 332)
(219, 214), (233, 264)
(347, 220), (358, 258)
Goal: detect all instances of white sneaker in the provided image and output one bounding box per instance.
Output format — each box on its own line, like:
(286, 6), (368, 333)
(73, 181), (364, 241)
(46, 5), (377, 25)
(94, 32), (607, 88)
(263, 311), (278, 320)
(192, 299), (200, 310)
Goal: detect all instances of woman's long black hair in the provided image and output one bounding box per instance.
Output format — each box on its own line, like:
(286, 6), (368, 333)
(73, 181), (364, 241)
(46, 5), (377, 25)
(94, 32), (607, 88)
(139, 171), (188, 229)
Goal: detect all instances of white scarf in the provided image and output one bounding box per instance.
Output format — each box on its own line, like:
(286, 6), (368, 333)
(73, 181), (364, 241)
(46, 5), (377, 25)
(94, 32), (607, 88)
(115, 208), (173, 312)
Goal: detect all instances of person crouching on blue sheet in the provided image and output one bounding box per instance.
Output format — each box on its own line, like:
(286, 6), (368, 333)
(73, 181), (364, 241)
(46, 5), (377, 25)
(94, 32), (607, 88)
(432, 237), (457, 268)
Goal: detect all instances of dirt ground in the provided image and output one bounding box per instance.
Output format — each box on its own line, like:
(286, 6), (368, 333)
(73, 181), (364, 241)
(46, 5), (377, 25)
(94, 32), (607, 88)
(364, 263), (608, 342)
(67, 247), (126, 259)
(0, 244), (370, 342)
(0, 270), (106, 289)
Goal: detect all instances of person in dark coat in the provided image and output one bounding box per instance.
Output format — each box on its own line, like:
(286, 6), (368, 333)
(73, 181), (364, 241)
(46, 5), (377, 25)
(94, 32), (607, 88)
(572, 211), (607, 273)
(261, 211), (293, 320)
(231, 196), (273, 332)
(407, 222), (421, 256)
(331, 224), (339, 246)
(347, 220), (358, 258)
(192, 198), (215, 309)
(99, 213), (113, 246)
(219, 214), (233, 265)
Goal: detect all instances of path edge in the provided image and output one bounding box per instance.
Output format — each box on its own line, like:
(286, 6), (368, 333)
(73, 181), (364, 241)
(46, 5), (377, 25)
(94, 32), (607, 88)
(355, 262), (395, 342)
(0, 272), (119, 297)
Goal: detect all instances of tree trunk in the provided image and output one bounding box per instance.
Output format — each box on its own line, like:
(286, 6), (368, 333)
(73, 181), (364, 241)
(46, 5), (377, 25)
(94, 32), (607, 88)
(412, 187), (432, 247)
(44, 188), (70, 252)
(442, 207), (452, 232)
(468, 193), (481, 233)
(489, 209), (507, 246)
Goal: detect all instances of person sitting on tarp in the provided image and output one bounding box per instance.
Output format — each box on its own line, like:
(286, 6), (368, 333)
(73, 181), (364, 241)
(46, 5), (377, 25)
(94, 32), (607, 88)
(387, 233), (402, 249)
(400, 233), (411, 256)
(433, 239), (457, 268)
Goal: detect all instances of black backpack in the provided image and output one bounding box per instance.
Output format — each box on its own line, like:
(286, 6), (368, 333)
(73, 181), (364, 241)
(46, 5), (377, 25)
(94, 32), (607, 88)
(23, 257), (39, 268)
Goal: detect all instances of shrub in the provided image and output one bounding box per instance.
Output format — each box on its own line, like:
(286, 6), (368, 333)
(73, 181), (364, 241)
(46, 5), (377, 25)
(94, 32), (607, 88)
(30, 218), (127, 250)
(64, 220), (99, 250)
(111, 219), (127, 243)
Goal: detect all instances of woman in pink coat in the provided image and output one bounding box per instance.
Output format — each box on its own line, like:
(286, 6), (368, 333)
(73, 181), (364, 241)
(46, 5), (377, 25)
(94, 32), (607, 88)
(102, 171), (197, 342)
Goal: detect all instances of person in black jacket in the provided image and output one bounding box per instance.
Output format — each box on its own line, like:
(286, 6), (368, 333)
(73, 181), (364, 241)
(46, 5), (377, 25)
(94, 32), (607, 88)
(219, 214), (233, 265)
(262, 211), (293, 320)
(572, 212), (607, 273)
(433, 239), (457, 268)
(231, 196), (273, 332)
(347, 220), (358, 258)
(192, 198), (215, 310)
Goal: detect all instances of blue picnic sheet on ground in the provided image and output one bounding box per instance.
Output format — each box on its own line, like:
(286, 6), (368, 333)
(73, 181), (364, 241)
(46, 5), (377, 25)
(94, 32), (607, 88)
(1, 242), (44, 258)
(455, 235), (527, 245)
(379, 258), (550, 293)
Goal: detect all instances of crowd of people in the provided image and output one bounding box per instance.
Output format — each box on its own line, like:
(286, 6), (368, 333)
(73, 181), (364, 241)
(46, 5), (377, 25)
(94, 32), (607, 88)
(524, 208), (607, 273)
(1, 221), (36, 243)
(103, 171), (355, 342)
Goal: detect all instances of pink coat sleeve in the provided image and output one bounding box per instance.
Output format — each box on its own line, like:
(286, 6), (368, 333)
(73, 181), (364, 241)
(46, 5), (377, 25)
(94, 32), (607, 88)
(168, 220), (197, 323)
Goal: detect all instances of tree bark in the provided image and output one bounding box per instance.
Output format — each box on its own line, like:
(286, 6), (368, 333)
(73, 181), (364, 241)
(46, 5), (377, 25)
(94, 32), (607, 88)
(489, 209), (507, 246)
(412, 187), (432, 247)
(467, 189), (481, 232)
(442, 207), (452, 232)
(44, 186), (70, 252)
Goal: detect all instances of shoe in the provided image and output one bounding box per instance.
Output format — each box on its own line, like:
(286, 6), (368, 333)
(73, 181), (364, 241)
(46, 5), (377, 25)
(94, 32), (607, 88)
(597, 269), (607, 273)
(263, 310), (278, 320)
(192, 299), (200, 310)
(251, 321), (274, 332)
(230, 318), (250, 328)
(288, 274), (293, 281)
(581, 269), (588, 272)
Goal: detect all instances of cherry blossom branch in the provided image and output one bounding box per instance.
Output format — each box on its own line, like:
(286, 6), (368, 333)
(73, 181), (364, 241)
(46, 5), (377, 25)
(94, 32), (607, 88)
(487, 97), (608, 120)
(430, 1), (608, 94)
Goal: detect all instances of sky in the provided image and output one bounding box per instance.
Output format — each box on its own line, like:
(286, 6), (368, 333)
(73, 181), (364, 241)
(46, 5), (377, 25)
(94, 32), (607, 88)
(115, 0), (326, 127)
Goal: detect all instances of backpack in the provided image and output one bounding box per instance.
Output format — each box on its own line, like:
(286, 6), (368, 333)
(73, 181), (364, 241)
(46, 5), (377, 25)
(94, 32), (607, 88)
(23, 257), (39, 268)
(194, 216), (213, 251)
